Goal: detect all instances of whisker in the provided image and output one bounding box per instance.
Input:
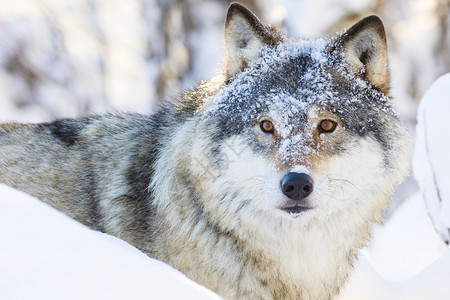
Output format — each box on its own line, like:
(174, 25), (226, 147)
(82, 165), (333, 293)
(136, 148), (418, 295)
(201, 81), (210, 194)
(328, 178), (359, 196)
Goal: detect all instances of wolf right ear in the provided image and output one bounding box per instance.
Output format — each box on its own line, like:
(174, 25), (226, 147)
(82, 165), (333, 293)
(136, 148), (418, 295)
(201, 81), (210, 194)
(332, 16), (389, 95)
(224, 3), (281, 79)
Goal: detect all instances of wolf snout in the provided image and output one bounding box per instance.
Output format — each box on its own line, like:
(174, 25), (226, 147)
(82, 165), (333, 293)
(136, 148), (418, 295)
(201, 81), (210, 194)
(281, 172), (314, 200)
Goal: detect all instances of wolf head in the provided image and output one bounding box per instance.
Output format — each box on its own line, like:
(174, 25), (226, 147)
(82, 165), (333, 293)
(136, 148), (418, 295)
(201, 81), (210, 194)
(175, 3), (410, 224)
(153, 3), (411, 296)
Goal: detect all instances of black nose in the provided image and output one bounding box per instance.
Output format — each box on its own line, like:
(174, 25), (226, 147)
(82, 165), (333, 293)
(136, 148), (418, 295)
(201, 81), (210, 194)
(281, 172), (314, 200)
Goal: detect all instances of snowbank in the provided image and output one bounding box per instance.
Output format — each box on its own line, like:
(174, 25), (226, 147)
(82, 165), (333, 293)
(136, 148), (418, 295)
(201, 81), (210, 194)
(338, 193), (450, 300)
(413, 73), (450, 244)
(0, 184), (221, 300)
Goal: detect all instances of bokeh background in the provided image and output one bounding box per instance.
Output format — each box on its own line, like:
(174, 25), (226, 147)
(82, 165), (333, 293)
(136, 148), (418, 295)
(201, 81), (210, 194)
(0, 0), (449, 214)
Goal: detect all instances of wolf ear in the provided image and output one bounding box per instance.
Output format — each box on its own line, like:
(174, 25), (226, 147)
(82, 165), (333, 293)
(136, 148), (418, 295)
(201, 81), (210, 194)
(224, 3), (281, 79)
(333, 15), (389, 94)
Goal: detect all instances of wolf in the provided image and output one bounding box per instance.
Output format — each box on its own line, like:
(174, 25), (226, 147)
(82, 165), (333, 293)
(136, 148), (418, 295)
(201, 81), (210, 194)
(0, 3), (411, 300)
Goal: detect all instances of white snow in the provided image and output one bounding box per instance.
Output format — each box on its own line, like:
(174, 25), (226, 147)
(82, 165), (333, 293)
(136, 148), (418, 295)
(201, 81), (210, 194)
(0, 184), (221, 300)
(337, 191), (450, 299)
(291, 165), (310, 174)
(413, 73), (450, 244)
(366, 193), (447, 281)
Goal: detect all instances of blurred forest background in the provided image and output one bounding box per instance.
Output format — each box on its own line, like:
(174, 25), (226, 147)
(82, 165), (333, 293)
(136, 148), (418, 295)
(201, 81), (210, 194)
(0, 0), (449, 212)
(0, 0), (448, 122)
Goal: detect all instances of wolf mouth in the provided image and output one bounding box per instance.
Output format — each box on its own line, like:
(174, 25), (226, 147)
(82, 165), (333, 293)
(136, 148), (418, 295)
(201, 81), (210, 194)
(281, 205), (311, 214)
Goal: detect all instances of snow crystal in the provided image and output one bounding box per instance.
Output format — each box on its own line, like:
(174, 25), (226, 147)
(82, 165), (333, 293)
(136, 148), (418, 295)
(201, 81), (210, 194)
(291, 165), (310, 174)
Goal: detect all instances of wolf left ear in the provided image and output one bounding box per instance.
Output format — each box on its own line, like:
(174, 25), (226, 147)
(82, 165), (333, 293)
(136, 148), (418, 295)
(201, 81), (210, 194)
(224, 3), (281, 79)
(332, 16), (389, 94)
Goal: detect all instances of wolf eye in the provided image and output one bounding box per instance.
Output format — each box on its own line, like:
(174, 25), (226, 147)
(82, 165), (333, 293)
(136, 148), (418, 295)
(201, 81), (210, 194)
(319, 120), (337, 133)
(260, 120), (274, 134)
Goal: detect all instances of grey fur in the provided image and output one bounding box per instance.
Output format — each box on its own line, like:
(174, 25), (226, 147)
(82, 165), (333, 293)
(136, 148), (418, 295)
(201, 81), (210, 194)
(0, 4), (411, 300)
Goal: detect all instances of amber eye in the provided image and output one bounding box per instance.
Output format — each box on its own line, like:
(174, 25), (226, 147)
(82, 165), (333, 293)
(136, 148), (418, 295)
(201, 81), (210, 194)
(260, 120), (274, 134)
(319, 120), (337, 133)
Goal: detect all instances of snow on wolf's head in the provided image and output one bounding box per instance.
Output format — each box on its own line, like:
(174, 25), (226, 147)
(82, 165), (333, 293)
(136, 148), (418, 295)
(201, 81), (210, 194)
(180, 4), (411, 248)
